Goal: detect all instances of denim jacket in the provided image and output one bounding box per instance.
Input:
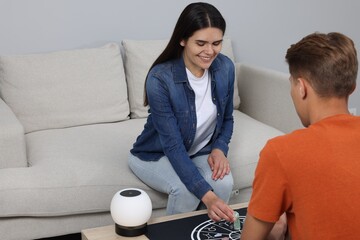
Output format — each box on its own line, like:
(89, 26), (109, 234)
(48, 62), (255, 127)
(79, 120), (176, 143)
(130, 53), (235, 200)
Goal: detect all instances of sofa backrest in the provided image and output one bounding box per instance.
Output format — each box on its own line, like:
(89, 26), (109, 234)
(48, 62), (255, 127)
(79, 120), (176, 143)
(122, 38), (240, 119)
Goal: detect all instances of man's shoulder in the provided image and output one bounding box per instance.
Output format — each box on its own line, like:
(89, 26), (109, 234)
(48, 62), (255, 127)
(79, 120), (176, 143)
(268, 127), (309, 145)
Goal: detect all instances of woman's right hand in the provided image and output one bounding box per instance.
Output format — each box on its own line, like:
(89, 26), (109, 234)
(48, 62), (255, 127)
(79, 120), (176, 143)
(201, 190), (235, 222)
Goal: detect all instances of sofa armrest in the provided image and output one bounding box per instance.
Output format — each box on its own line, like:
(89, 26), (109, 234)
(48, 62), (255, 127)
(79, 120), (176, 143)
(236, 63), (303, 133)
(0, 98), (27, 168)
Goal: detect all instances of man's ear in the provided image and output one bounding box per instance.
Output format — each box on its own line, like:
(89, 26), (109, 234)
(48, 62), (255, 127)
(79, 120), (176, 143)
(350, 84), (356, 94)
(298, 78), (307, 99)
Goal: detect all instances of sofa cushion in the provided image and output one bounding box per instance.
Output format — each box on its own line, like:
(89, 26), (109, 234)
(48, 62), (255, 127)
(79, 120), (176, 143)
(122, 38), (240, 119)
(0, 119), (167, 217)
(0, 43), (129, 133)
(228, 111), (283, 191)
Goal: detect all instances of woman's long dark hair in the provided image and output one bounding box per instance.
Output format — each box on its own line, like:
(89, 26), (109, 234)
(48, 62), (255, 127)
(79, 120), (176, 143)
(144, 2), (226, 106)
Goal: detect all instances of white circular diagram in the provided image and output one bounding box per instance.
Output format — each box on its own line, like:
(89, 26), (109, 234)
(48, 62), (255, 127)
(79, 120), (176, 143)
(191, 216), (246, 239)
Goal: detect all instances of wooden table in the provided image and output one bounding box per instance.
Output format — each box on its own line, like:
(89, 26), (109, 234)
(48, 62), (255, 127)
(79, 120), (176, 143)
(81, 202), (248, 240)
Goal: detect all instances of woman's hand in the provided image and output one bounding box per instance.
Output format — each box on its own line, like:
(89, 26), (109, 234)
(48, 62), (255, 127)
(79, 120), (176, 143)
(207, 148), (231, 180)
(202, 191), (235, 222)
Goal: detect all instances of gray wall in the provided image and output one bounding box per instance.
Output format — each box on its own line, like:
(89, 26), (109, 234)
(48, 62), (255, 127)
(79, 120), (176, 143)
(1, 0), (359, 112)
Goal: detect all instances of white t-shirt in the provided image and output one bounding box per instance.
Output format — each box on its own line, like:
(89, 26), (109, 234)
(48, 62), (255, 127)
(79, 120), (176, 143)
(186, 68), (217, 156)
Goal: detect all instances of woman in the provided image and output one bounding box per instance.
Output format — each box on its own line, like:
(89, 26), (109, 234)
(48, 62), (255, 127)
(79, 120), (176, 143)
(129, 2), (235, 222)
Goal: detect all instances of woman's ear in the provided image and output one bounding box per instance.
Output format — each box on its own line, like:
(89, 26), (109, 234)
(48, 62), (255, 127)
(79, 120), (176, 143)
(180, 40), (185, 47)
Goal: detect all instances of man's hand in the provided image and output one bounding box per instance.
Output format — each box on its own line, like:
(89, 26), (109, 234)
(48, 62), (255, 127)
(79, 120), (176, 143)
(208, 148), (230, 180)
(201, 191), (235, 222)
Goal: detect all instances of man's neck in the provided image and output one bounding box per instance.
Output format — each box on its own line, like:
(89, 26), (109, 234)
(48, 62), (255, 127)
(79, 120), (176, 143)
(309, 97), (350, 124)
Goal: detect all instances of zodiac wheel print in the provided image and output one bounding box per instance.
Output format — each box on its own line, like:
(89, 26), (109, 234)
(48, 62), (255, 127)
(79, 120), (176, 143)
(191, 215), (246, 240)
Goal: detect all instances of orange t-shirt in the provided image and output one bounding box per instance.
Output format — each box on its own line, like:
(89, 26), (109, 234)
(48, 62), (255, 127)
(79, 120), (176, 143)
(248, 114), (360, 240)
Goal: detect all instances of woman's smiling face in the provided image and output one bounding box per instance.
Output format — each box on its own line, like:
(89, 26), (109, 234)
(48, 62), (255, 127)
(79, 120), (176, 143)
(181, 27), (223, 77)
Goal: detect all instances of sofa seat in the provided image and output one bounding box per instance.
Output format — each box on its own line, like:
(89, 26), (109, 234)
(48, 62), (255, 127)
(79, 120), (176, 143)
(0, 118), (165, 218)
(0, 111), (282, 219)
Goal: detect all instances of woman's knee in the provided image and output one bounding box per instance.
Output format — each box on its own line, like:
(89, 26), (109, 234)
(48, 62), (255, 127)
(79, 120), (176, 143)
(212, 174), (234, 201)
(169, 182), (191, 198)
(214, 173), (233, 190)
(167, 183), (200, 214)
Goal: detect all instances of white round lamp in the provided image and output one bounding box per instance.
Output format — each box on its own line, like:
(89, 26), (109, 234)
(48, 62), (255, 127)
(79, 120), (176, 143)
(110, 188), (152, 237)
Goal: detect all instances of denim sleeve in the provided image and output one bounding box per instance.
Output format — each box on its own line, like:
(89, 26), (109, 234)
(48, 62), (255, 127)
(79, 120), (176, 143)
(146, 71), (212, 200)
(211, 59), (235, 156)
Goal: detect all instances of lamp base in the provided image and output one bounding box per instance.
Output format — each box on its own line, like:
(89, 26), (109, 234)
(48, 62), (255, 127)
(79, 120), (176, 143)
(115, 223), (148, 237)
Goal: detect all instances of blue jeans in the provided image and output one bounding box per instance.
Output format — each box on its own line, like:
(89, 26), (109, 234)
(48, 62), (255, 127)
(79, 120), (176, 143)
(128, 153), (234, 215)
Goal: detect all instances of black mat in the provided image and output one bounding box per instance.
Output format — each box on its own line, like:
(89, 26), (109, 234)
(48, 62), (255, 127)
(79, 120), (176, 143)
(146, 207), (247, 240)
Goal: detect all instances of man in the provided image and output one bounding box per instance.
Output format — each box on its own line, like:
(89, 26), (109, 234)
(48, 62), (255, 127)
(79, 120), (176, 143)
(241, 32), (360, 239)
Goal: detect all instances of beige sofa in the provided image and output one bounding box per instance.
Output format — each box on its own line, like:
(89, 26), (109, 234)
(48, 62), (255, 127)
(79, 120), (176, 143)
(0, 39), (301, 240)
